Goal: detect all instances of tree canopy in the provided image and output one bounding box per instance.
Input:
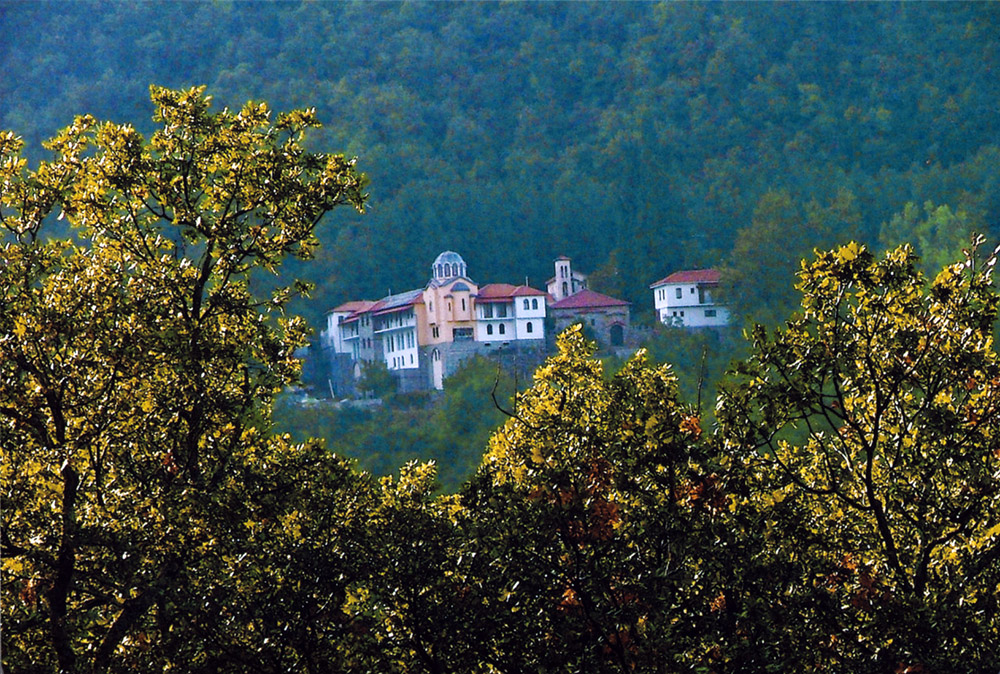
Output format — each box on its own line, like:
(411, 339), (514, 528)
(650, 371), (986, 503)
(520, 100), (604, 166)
(718, 240), (1000, 671)
(1, 86), (366, 673)
(4, 80), (1000, 673)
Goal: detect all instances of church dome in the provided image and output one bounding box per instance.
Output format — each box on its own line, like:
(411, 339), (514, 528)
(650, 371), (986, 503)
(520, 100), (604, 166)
(431, 250), (467, 282)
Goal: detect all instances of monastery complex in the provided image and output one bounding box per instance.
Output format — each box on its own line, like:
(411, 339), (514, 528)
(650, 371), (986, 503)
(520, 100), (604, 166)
(320, 251), (727, 395)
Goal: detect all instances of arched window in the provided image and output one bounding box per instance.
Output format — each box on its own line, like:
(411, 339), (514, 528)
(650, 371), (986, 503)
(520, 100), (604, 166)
(562, 281), (568, 296)
(499, 324), (506, 335)
(526, 322), (533, 333)
(487, 324), (494, 335)
(437, 264), (443, 278)
(523, 299), (530, 310)
(532, 298), (538, 310)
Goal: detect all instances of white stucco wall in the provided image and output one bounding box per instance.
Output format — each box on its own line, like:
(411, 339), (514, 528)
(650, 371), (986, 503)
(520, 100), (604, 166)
(652, 282), (728, 327)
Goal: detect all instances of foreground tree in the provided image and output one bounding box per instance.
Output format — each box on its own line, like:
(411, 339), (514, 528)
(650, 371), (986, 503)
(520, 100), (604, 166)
(1, 86), (366, 672)
(718, 241), (1000, 671)
(453, 327), (747, 672)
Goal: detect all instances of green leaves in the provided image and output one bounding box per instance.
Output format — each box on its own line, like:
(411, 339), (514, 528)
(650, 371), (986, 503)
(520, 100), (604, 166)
(1, 87), (366, 673)
(719, 240), (1000, 670)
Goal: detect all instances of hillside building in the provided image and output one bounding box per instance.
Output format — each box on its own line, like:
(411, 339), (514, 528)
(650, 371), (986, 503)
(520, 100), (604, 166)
(321, 251), (548, 393)
(546, 256), (631, 348)
(549, 288), (631, 347)
(649, 269), (729, 328)
(546, 255), (589, 302)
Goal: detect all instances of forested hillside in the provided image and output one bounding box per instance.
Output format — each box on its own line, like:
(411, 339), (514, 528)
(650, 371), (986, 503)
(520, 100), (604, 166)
(4, 79), (1000, 673)
(4, 1), (999, 329)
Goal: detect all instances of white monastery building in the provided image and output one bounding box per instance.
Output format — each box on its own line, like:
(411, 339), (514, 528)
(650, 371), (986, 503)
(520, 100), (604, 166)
(649, 269), (729, 328)
(322, 251), (548, 392)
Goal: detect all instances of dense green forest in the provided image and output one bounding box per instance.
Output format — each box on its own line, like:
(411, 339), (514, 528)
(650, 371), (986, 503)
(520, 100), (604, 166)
(4, 1), (1000, 327)
(4, 6), (1000, 668)
(7, 0), (996, 484)
(3, 83), (1000, 673)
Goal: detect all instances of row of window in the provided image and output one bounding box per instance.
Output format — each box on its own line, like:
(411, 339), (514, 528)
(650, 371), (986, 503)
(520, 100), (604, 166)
(385, 331), (415, 353)
(481, 298), (541, 318)
(436, 262), (464, 279)
(656, 286), (710, 303)
(375, 311), (412, 331)
(391, 353), (415, 369)
(482, 304), (506, 318)
(485, 322), (535, 336)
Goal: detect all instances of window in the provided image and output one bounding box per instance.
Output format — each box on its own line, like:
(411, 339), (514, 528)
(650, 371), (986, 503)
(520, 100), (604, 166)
(562, 281), (569, 296)
(498, 304), (507, 318)
(691, 287), (696, 294)
(428, 301), (433, 312)
(454, 327), (473, 341)
(448, 301), (452, 312)
(432, 326), (439, 339)
(705, 309), (717, 318)
(487, 324), (494, 335)
(410, 354), (414, 364)
(462, 298), (466, 311)
(680, 311), (685, 317)
(526, 322), (533, 333)
(437, 263), (443, 278)
(675, 288), (682, 299)
(532, 298), (538, 310)
(483, 304), (493, 318)
(524, 299), (530, 310)
(499, 324), (506, 335)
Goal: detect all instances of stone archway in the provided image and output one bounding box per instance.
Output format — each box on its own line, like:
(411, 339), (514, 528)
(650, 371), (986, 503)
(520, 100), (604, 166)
(610, 323), (624, 347)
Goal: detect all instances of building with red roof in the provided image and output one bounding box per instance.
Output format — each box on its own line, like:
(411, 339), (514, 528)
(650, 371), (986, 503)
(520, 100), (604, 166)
(475, 283), (548, 343)
(546, 255), (589, 302)
(549, 288), (631, 347)
(321, 251), (549, 392)
(649, 268), (729, 327)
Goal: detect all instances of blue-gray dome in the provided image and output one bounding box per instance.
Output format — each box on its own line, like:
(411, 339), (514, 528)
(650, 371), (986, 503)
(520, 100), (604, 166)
(431, 250), (467, 282)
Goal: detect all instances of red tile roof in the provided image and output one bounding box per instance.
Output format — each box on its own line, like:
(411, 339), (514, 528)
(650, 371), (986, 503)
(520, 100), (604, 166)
(332, 300), (375, 314)
(550, 289), (630, 310)
(477, 283), (547, 301)
(649, 269), (721, 288)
